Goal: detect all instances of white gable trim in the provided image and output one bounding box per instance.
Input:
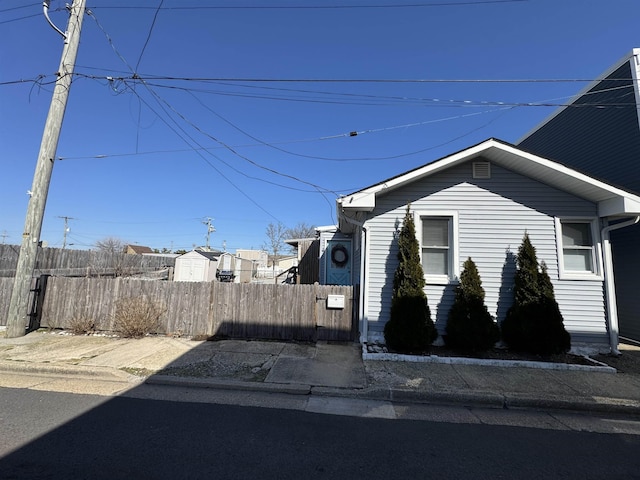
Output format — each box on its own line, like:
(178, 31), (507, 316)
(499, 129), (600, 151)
(338, 139), (640, 219)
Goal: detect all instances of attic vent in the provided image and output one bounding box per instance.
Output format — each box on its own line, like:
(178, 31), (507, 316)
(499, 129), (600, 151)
(473, 161), (491, 179)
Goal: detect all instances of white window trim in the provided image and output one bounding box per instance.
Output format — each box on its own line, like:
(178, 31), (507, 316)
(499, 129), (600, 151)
(416, 210), (459, 285)
(555, 217), (603, 280)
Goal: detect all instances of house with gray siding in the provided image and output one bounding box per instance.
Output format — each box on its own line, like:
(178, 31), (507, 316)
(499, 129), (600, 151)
(337, 138), (640, 354)
(518, 49), (640, 343)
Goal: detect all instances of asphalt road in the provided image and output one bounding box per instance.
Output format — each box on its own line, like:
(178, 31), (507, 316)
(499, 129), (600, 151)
(1, 387), (640, 479)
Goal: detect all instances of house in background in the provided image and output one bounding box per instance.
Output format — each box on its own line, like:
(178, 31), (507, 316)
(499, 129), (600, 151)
(518, 48), (640, 344)
(124, 244), (154, 255)
(285, 226), (354, 286)
(236, 249), (269, 269)
(285, 236), (320, 284)
(173, 249), (221, 282)
(337, 138), (640, 353)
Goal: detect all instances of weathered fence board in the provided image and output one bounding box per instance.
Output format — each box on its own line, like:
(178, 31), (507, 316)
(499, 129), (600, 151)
(0, 277), (13, 325)
(27, 277), (355, 342)
(0, 244), (175, 277)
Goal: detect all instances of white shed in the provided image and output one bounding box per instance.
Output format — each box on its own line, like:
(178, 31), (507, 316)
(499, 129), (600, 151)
(174, 250), (220, 282)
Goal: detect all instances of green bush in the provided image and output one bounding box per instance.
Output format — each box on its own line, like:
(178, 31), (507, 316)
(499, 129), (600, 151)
(445, 258), (499, 352)
(384, 204), (437, 353)
(502, 234), (570, 354)
(384, 296), (436, 353)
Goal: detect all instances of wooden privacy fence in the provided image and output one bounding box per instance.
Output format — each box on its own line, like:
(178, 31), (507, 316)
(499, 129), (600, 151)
(0, 244), (176, 277)
(34, 277), (357, 342)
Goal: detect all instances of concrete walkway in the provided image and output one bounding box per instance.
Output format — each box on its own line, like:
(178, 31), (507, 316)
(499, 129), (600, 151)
(0, 331), (639, 416)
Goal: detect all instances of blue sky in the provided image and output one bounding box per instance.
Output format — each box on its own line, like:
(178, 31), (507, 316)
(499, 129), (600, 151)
(1, 0), (639, 252)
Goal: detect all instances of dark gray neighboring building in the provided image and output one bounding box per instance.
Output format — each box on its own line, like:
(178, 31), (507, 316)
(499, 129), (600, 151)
(519, 49), (640, 344)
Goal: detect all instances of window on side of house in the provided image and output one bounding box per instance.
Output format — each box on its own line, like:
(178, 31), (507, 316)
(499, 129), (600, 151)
(420, 213), (458, 283)
(557, 219), (600, 278)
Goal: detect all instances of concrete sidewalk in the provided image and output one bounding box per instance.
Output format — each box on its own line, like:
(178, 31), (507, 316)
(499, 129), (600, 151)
(0, 331), (639, 416)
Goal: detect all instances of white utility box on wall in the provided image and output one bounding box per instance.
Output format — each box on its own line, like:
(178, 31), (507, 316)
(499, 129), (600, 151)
(327, 294), (345, 309)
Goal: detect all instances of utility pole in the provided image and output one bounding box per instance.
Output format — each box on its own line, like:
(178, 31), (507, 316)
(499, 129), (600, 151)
(1, 231), (8, 244)
(203, 217), (215, 251)
(58, 216), (74, 249)
(6, 0), (87, 338)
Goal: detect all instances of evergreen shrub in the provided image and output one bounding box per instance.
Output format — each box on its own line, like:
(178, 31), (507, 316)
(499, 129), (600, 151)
(445, 257), (499, 352)
(501, 234), (570, 354)
(383, 204), (437, 353)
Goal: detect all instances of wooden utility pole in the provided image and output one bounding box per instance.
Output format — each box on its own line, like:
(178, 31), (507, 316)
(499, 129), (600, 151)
(58, 215), (75, 249)
(6, 0), (87, 338)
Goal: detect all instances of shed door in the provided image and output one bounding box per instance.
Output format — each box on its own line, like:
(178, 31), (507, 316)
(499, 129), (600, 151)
(326, 240), (351, 285)
(178, 259), (205, 281)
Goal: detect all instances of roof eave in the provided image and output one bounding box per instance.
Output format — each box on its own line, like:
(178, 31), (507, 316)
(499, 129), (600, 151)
(599, 196), (640, 217)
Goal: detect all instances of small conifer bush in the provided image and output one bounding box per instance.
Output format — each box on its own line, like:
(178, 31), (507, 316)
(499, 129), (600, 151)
(501, 233), (570, 354)
(445, 257), (499, 352)
(384, 204), (438, 353)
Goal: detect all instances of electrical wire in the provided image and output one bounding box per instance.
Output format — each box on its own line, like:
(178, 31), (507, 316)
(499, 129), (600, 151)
(0, 3), (41, 14)
(86, 5), (350, 207)
(84, 9), (291, 223)
(185, 86), (513, 161)
(56, 75), (637, 164)
(134, 0), (163, 73)
(90, 1), (528, 11)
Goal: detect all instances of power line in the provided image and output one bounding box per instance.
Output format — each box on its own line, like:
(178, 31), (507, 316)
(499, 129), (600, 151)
(55, 80), (637, 164)
(85, 11), (340, 193)
(90, 1), (528, 11)
(96, 74), (640, 84)
(0, 3), (41, 14)
(7, 70), (639, 88)
(134, 0), (164, 72)
(85, 8), (292, 223)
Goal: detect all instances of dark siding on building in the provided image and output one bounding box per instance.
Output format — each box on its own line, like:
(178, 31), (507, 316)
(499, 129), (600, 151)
(519, 62), (640, 192)
(611, 225), (640, 341)
(519, 58), (640, 343)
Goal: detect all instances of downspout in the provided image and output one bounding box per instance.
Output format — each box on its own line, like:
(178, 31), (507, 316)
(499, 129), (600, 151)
(601, 216), (640, 355)
(340, 211), (368, 345)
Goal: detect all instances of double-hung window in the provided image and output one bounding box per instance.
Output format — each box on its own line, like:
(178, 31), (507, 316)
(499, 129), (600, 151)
(420, 213), (458, 283)
(556, 218), (600, 278)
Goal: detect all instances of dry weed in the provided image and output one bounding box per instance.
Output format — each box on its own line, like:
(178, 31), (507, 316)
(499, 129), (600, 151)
(114, 296), (166, 338)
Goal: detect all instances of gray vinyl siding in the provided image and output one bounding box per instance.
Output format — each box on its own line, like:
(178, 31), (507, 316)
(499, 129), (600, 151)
(519, 58), (640, 342)
(364, 161), (606, 344)
(519, 61), (640, 192)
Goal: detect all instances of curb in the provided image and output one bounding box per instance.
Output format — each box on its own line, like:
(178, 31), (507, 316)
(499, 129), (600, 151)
(503, 392), (640, 416)
(146, 374), (312, 395)
(0, 360), (135, 381)
(2, 361), (638, 417)
(356, 386), (505, 408)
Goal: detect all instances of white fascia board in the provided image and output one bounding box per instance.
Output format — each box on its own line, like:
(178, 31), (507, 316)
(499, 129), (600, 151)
(493, 142), (640, 203)
(599, 196), (640, 217)
(631, 50), (640, 135)
(338, 139), (497, 212)
(339, 191), (376, 211)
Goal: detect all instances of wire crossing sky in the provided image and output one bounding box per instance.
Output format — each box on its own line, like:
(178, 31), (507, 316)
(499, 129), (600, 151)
(1, 0), (639, 252)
